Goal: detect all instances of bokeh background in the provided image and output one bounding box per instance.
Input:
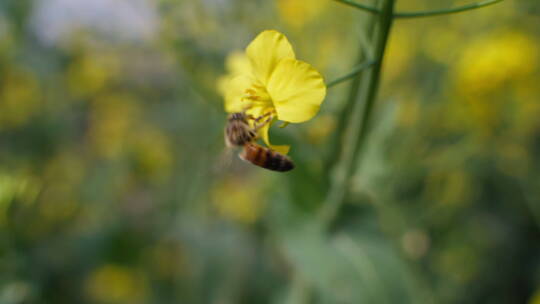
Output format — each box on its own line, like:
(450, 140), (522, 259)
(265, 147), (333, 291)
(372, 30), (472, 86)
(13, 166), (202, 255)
(1, 0), (539, 303)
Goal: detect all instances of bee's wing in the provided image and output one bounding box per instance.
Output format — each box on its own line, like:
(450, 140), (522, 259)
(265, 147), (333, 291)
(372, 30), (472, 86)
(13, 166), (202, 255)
(212, 146), (237, 174)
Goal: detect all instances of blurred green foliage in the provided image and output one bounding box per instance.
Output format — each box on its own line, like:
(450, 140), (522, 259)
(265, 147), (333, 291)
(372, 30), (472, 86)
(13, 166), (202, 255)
(0, 0), (539, 303)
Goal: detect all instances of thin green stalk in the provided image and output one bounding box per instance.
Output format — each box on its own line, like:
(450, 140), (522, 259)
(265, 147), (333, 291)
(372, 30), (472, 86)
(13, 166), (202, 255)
(320, 0), (396, 226)
(327, 60), (377, 88)
(395, 0), (503, 18)
(334, 0), (503, 18)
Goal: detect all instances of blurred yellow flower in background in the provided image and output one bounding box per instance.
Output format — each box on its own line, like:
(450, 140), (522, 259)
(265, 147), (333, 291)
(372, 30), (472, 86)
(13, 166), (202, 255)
(0, 68), (41, 129)
(67, 52), (120, 98)
(86, 265), (148, 304)
(88, 93), (141, 158)
(454, 31), (538, 95)
(448, 31), (539, 137)
(129, 126), (173, 183)
(218, 30), (326, 154)
(211, 177), (266, 224)
(277, 0), (328, 29)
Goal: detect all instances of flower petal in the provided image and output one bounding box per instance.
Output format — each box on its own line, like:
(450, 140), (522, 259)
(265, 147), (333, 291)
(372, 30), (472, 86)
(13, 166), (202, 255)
(272, 145), (290, 155)
(267, 58), (326, 123)
(247, 106), (290, 155)
(259, 122), (290, 155)
(225, 51), (252, 75)
(220, 74), (253, 113)
(246, 30), (295, 85)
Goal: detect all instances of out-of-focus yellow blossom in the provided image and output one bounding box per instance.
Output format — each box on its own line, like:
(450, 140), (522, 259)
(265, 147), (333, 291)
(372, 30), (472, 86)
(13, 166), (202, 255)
(86, 265), (147, 304)
(129, 127), (173, 183)
(211, 177), (266, 224)
(277, 0), (328, 29)
(448, 32), (539, 137)
(454, 31), (538, 95)
(88, 93), (140, 158)
(67, 52), (120, 98)
(0, 69), (41, 129)
(218, 30), (326, 154)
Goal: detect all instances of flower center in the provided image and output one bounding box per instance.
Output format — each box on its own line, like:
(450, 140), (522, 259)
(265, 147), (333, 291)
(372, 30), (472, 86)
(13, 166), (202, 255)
(242, 83), (272, 109)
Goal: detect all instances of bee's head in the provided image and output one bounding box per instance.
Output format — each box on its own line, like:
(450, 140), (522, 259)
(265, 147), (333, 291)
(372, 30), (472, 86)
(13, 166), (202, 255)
(228, 112), (247, 122)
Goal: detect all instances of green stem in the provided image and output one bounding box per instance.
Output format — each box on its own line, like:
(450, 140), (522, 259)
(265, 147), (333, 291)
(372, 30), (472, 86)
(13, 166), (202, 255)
(395, 0), (503, 18)
(327, 60), (377, 88)
(334, 0), (503, 18)
(320, 0), (396, 226)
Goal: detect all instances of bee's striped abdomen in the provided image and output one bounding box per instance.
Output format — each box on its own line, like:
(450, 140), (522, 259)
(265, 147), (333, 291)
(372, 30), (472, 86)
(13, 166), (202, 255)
(240, 143), (294, 172)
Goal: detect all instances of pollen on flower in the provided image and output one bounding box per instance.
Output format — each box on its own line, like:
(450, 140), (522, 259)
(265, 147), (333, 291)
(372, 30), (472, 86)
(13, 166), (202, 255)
(242, 85), (272, 109)
(243, 88), (260, 100)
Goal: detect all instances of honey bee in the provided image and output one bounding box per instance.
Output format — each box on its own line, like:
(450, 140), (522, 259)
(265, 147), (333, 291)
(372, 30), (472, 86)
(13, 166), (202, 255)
(224, 112), (259, 147)
(224, 112), (294, 172)
(240, 142), (294, 172)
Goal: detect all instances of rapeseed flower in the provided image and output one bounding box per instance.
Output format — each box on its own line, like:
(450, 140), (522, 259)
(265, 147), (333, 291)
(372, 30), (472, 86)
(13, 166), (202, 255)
(218, 30), (326, 154)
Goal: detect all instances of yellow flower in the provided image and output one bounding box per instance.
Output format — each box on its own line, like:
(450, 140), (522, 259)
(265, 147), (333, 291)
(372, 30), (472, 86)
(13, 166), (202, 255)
(218, 30), (326, 154)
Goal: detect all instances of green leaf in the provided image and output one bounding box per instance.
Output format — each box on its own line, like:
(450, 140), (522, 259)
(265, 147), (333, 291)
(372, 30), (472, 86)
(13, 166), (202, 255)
(276, 221), (425, 303)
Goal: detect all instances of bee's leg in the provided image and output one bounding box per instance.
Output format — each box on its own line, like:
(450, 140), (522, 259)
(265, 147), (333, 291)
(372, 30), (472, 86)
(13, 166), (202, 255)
(245, 113), (266, 122)
(248, 116), (272, 142)
(253, 112), (272, 122)
(252, 114), (273, 132)
(248, 112), (273, 132)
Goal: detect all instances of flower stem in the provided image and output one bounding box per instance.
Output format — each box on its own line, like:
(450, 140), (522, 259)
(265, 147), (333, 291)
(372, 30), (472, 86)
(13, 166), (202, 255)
(395, 0), (503, 18)
(327, 60), (377, 88)
(335, 0), (504, 18)
(320, 0), (396, 226)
